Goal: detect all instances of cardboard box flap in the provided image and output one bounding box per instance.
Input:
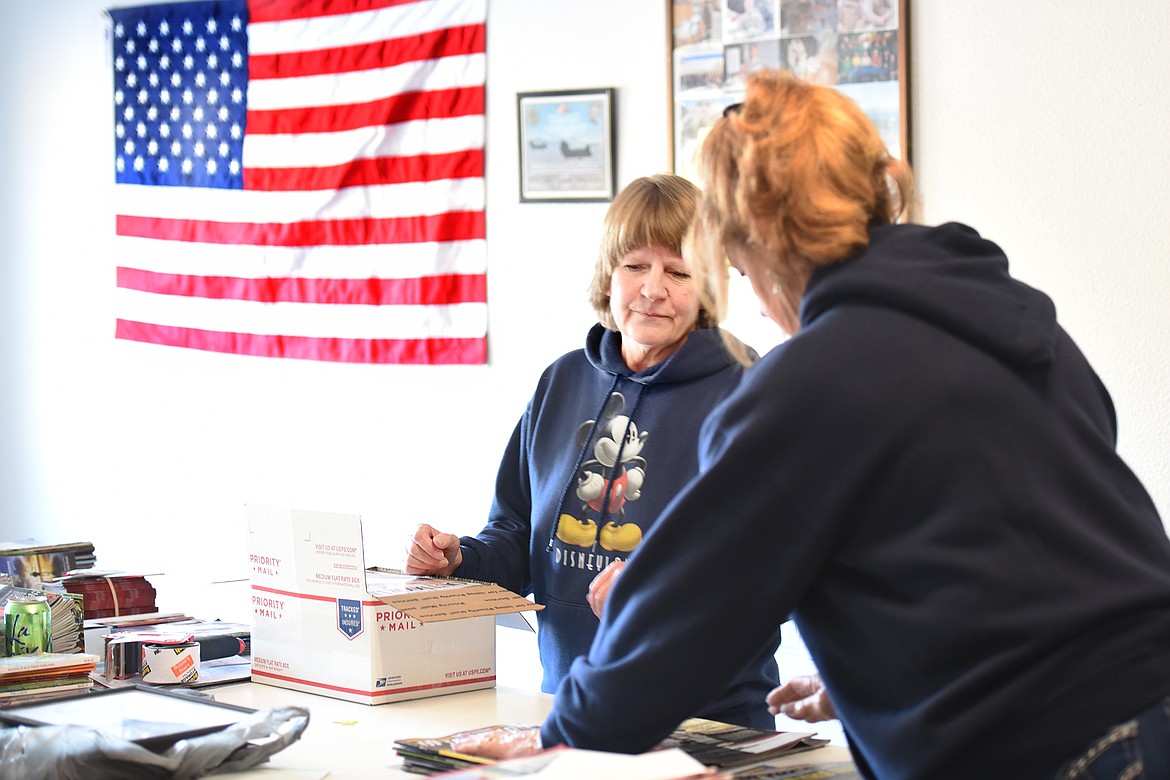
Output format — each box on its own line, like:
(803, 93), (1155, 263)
(366, 568), (543, 624)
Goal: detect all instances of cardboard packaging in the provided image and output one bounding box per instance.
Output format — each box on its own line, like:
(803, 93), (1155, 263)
(245, 505), (542, 705)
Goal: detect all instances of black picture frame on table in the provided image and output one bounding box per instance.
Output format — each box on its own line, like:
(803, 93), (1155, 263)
(0, 684), (256, 751)
(517, 88), (617, 203)
(668, 0), (910, 183)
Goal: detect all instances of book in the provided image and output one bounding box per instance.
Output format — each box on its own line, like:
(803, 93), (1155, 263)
(658, 718), (829, 769)
(0, 673), (93, 692)
(0, 680), (96, 706)
(0, 653), (99, 680)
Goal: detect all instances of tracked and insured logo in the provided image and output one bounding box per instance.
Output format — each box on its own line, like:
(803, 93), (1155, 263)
(336, 598), (363, 639)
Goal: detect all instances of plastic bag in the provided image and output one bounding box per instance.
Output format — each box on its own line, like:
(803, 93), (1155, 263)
(0, 704), (310, 780)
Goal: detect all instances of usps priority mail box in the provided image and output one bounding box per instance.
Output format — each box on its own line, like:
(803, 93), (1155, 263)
(246, 504), (542, 705)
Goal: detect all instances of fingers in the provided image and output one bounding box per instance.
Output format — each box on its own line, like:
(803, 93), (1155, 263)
(404, 524), (442, 573)
(766, 673), (821, 706)
(773, 695), (832, 722)
(449, 725), (541, 760)
(765, 673), (836, 722)
(404, 524), (463, 576)
(587, 560), (626, 619)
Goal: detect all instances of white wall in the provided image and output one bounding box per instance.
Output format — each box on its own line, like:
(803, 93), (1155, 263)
(911, 2), (1170, 508)
(1, 1), (1168, 737)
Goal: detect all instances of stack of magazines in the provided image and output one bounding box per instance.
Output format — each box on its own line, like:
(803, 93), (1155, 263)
(659, 718), (828, 769)
(394, 718), (832, 777)
(60, 573), (158, 619)
(394, 724), (515, 774)
(0, 652), (98, 706)
(0, 540), (97, 590)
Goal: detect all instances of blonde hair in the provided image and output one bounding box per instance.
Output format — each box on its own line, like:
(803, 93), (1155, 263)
(590, 174), (721, 330)
(689, 70), (917, 328)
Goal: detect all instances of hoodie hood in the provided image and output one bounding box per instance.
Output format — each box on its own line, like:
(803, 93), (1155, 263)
(583, 322), (755, 384)
(802, 222), (1057, 370)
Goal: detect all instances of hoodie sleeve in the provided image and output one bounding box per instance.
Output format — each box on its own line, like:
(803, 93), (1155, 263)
(456, 408), (536, 597)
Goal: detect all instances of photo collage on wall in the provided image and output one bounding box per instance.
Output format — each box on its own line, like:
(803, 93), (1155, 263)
(671, 0), (904, 183)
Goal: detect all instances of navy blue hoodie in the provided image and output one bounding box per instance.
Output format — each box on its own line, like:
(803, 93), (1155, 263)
(458, 323), (780, 726)
(541, 223), (1170, 778)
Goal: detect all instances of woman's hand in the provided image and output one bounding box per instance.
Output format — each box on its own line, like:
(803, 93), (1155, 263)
(766, 673), (838, 722)
(449, 725), (542, 760)
(587, 560), (626, 619)
(404, 523), (463, 576)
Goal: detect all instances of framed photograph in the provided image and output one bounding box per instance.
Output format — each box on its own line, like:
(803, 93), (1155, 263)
(0, 684), (256, 751)
(668, 0), (910, 183)
(517, 88), (616, 203)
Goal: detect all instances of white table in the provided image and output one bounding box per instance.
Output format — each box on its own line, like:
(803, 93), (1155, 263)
(208, 681), (853, 778)
(210, 682), (553, 778)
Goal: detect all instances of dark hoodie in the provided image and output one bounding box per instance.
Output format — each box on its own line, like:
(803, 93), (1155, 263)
(541, 223), (1170, 778)
(457, 322), (780, 727)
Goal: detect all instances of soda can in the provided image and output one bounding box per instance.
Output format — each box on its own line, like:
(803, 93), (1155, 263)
(4, 594), (52, 655)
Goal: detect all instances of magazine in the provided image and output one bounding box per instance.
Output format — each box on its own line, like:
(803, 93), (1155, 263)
(658, 718), (829, 769)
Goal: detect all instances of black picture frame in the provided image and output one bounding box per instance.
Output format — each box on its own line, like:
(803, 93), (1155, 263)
(0, 684), (256, 751)
(517, 88), (617, 203)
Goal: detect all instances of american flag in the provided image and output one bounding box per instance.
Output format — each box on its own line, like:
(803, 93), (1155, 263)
(109, 0), (487, 364)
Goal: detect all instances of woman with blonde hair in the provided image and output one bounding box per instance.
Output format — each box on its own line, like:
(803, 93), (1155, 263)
(407, 173), (779, 730)
(455, 70), (1170, 779)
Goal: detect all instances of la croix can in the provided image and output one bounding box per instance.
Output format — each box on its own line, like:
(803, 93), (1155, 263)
(4, 594), (52, 655)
